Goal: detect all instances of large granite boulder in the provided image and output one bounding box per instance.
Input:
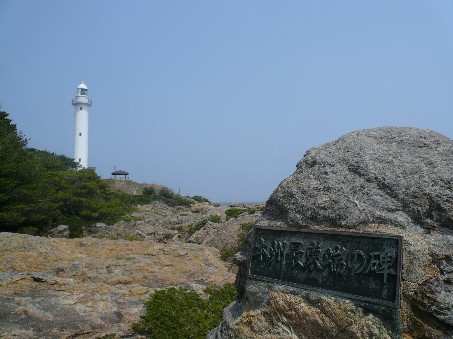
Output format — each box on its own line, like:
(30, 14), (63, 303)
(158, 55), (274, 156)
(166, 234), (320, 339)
(265, 127), (453, 230)
(210, 127), (453, 339)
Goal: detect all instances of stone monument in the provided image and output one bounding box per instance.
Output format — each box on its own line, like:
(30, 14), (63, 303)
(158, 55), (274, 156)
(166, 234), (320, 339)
(210, 127), (453, 339)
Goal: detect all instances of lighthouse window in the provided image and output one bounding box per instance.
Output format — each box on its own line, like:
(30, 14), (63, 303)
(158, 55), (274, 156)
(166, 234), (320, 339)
(80, 107), (82, 110)
(80, 89), (87, 95)
(79, 133), (82, 136)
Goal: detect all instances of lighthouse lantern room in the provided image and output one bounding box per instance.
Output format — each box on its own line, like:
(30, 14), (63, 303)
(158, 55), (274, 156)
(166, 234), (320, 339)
(72, 81), (92, 169)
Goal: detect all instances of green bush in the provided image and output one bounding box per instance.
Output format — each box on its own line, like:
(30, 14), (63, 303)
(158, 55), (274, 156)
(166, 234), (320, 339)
(133, 284), (236, 339)
(158, 187), (173, 198)
(208, 215), (221, 223)
(141, 186), (195, 207)
(188, 219), (208, 235)
(143, 186), (156, 196)
(188, 215), (221, 235)
(238, 222), (254, 240)
(157, 188), (194, 207)
(121, 215), (143, 222)
(220, 247), (238, 261)
(17, 226), (39, 235)
(191, 195), (210, 203)
(68, 223), (84, 238)
(225, 207), (255, 220)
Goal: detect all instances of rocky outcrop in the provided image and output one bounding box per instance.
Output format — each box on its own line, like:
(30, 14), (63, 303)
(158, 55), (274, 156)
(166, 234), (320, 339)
(211, 127), (453, 339)
(265, 127), (453, 230)
(0, 233), (235, 338)
(83, 201), (263, 253)
(210, 283), (391, 339)
(188, 207), (262, 251)
(47, 225), (69, 238)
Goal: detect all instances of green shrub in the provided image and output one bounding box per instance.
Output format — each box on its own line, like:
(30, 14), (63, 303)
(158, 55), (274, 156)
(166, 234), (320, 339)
(188, 219), (208, 235)
(133, 284), (236, 339)
(143, 186), (156, 196)
(191, 195), (210, 203)
(17, 226), (39, 235)
(220, 247), (238, 261)
(121, 215), (143, 222)
(68, 223), (84, 238)
(225, 207), (255, 220)
(208, 215), (221, 223)
(239, 222), (254, 240)
(127, 194), (155, 205)
(188, 215), (221, 235)
(137, 186), (195, 207)
(158, 187), (173, 198)
(157, 188), (194, 207)
(204, 283), (237, 319)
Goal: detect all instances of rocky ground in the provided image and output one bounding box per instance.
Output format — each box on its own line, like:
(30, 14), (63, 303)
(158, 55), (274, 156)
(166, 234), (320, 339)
(83, 201), (263, 251)
(0, 233), (235, 338)
(0, 186), (264, 338)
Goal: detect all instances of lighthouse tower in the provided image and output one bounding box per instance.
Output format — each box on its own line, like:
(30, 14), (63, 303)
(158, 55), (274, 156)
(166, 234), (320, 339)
(72, 81), (92, 169)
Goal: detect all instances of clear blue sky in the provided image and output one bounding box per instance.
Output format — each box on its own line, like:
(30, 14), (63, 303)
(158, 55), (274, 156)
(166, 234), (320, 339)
(1, 1), (452, 203)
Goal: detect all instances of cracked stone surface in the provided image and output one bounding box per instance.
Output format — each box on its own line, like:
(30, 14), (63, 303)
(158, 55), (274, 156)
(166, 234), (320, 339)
(265, 127), (453, 231)
(0, 233), (234, 338)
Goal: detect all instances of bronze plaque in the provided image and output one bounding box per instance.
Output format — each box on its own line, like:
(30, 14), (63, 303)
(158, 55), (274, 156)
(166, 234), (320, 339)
(249, 227), (403, 307)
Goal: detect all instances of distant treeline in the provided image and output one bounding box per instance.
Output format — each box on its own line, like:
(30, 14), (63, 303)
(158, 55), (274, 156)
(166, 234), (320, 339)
(0, 111), (205, 238)
(0, 111), (141, 237)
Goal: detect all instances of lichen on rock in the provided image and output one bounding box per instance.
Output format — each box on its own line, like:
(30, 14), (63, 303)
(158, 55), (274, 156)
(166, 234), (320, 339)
(265, 127), (453, 230)
(0, 233), (235, 338)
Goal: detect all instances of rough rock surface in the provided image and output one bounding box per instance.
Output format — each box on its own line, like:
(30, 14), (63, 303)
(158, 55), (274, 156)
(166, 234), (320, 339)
(0, 233), (235, 338)
(188, 207), (262, 251)
(211, 127), (453, 339)
(78, 201), (262, 254)
(47, 225), (69, 237)
(265, 127), (453, 230)
(82, 200), (214, 243)
(210, 282), (391, 339)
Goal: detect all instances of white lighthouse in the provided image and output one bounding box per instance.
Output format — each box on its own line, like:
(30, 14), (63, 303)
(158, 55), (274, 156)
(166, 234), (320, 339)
(72, 81), (92, 169)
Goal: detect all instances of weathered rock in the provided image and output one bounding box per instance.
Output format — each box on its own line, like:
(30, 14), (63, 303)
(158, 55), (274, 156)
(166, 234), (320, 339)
(89, 200), (263, 253)
(211, 127), (453, 339)
(86, 201), (230, 243)
(209, 282), (391, 339)
(47, 224), (69, 238)
(265, 127), (453, 230)
(188, 210), (262, 251)
(0, 232), (235, 338)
